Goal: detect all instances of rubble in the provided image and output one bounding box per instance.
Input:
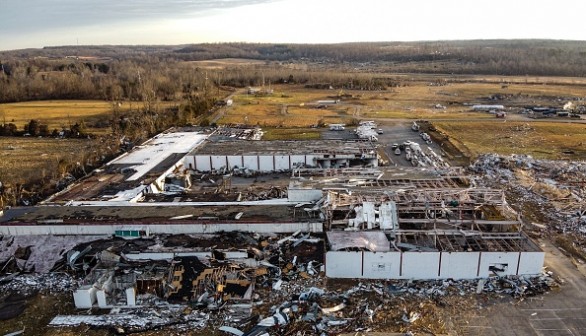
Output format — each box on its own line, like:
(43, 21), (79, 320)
(1, 136), (577, 335)
(355, 120), (379, 141)
(470, 154), (586, 237)
(213, 126), (264, 141)
(0, 228), (559, 334)
(0, 273), (76, 296)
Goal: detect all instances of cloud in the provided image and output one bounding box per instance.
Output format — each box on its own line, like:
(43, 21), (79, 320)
(0, 0), (279, 33)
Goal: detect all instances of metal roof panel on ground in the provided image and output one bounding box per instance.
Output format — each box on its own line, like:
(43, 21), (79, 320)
(327, 231), (391, 252)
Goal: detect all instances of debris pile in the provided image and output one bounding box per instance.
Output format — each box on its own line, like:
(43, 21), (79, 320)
(217, 272), (557, 335)
(50, 306), (211, 334)
(402, 141), (449, 169)
(0, 273), (76, 296)
(0, 229), (560, 334)
(355, 121), (379, 142)
(214, 126), (264, 141)
(470, 154), (586, 237)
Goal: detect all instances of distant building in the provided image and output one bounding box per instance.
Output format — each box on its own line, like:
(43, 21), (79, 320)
(316, 100), (339, 105)
(472, 105), (505, 111)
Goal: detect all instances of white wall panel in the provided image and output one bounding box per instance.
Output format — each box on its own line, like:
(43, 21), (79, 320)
(517, 252), (545, 275)
(183, 156), (195, 170)
(194, 155), (211, 171)
(242, 156), (259, 170)
(211, 155), (228, 170)
(326, 251), (362, 278)
(362, 252), (401, 279)
(73, 287), (97, 308)
(258, 156), (274, 172)
(227, 156), (243, 169)
(325, 250), (543, 280)
(478, 252), (520, 277)
(290, 155), (306, 168)
(288, 188), (323, 202)
(275, 155), (290, 170)
(402, 252), (441, 279)
(440, 252), (480, 279)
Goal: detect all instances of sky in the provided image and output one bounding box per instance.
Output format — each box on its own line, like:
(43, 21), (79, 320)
(1, 0), (586, 50)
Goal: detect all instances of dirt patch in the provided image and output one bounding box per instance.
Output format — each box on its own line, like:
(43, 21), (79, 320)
(420, 120), (471, 165)
(0, 293), (78, 336)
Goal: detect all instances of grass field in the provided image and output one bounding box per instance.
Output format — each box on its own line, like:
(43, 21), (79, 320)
(219, 87), (351, 126)
(434, 121), (586, 159)
(0, 100), (126, 132)
(0, 100), (178, 133)
(262, 128), (321, 140)
(218, 81), (586, 127)
(0, 137), (97, 191)
(184, 58), (267, 69)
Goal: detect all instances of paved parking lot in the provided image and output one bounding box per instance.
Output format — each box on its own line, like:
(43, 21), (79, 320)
(376, 123), (446, 167)
(322, 122), (448, 167)
(457, 240), (586, 336)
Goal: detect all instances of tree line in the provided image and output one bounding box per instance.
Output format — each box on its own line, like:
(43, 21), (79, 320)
(3, 40), (586, 76)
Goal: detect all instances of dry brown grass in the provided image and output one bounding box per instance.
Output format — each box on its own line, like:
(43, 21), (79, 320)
(0, 100), (178, 133)
(0, 137), (96, 187)
(434, 121), (586, 159)
(183, 58), (267, 69)
(218, 80), (586, 127)
(219, 86), (351, 126)
(0, 100), (124, 131)
(262, 128), (321, 140)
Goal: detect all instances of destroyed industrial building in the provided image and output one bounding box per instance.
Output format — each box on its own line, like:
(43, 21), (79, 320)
(0, 126), (557, 334)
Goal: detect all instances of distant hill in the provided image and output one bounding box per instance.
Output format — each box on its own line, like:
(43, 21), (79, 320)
(2, 40), (586, 76)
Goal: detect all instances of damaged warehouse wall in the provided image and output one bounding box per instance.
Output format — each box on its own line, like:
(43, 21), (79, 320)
(363, 252), (402, 278)
(0, 222), (323, 236)
(402, 252), (441, 279)
(326, 250), (545, 280)
(191, 154), (320, 172)
(188, 140), (379, 173)
(439, 252), (481, 278)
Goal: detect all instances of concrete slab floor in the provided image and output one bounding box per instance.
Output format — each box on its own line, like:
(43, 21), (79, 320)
(457, 238), (586, 336)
